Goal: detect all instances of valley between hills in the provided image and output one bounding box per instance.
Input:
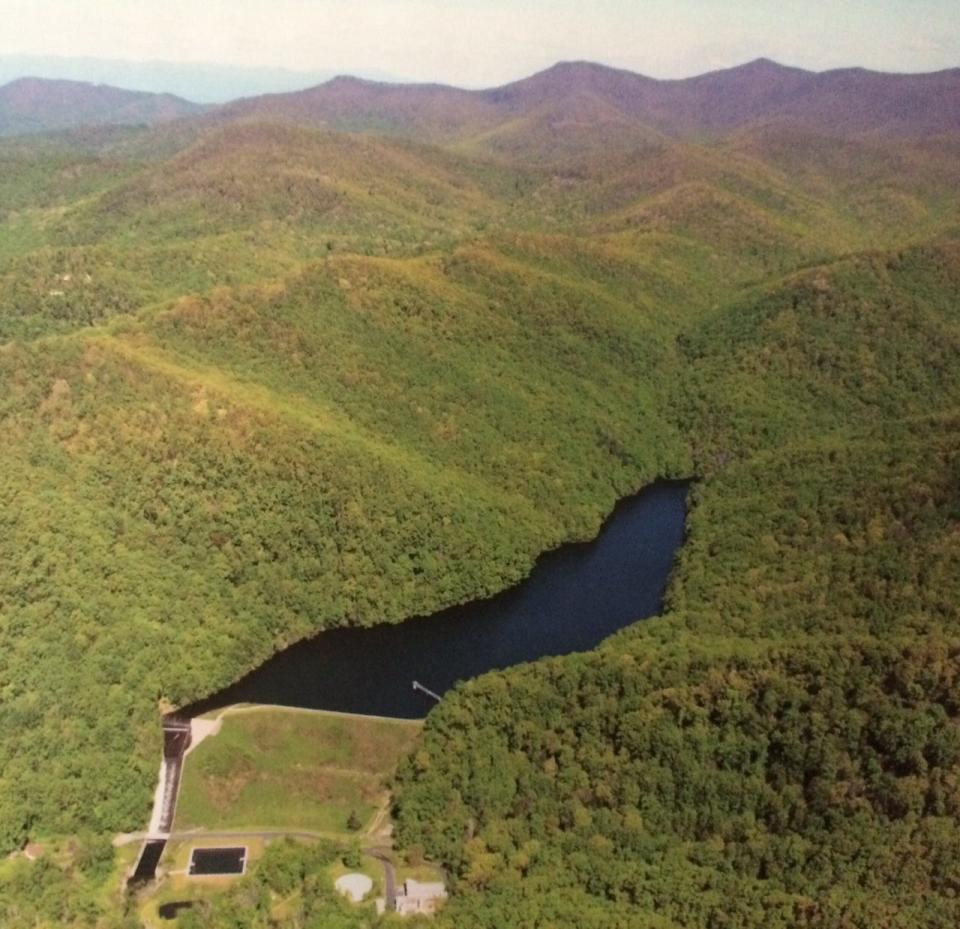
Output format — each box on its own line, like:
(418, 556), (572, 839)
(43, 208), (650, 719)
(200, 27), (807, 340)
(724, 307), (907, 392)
(0, 58), (958, 928)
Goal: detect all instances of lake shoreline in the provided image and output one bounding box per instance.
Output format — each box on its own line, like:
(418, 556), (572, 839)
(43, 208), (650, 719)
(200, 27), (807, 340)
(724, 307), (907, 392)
(178, 478), (691, 720)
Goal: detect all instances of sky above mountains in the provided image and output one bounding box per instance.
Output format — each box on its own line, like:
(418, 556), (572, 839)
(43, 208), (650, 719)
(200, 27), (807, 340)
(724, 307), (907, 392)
(1, 0), (958, 94)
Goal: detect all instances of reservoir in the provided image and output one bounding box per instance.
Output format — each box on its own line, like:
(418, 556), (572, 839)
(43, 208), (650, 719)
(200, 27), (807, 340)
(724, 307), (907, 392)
(182, 480), (689, 720)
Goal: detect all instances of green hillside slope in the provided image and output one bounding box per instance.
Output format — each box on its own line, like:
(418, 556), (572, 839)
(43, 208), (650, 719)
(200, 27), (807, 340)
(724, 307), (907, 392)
(0, 90), (957, 928)
(394, 244), (960, 929)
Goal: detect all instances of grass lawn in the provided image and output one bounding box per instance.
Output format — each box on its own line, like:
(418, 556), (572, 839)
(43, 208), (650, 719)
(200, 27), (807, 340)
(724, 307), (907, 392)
(397, 863), (446, 884)
(174, 707), (422, 835)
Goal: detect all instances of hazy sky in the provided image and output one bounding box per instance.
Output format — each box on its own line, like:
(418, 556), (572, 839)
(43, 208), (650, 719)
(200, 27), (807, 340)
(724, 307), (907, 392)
(3, 0), (958, 86)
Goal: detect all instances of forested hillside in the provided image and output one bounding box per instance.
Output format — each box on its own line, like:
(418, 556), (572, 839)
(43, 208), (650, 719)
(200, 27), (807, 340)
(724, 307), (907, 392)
(0, 60), (957, 928)
(395, 247), (960, 928)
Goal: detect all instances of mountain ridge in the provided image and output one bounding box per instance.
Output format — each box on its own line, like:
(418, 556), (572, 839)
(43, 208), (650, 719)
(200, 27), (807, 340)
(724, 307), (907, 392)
(0, 75), (205, 136)
(4, 57), (959, 146)
(206, 57), (960, 151)
(0, 53), (407, 103)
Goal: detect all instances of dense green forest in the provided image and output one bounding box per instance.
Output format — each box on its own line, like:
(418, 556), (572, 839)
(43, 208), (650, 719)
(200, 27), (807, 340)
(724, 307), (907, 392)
(0, 63), (957, 927)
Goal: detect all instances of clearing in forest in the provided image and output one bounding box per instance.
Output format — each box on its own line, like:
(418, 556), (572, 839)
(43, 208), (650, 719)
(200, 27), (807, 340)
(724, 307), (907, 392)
(174, 706), (422, 836)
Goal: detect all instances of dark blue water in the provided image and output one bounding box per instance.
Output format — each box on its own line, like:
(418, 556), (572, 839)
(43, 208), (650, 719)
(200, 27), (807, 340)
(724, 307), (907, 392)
(183, 480), (688, 719)
(159, 902), (194, 920)
(190, 847), (246, 875)
(130, 840), (165, 884)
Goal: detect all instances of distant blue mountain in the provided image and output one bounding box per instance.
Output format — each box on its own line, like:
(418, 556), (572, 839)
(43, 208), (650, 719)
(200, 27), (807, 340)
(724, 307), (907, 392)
(0, 55), (405, 104)
(0, 76), (205, 136)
